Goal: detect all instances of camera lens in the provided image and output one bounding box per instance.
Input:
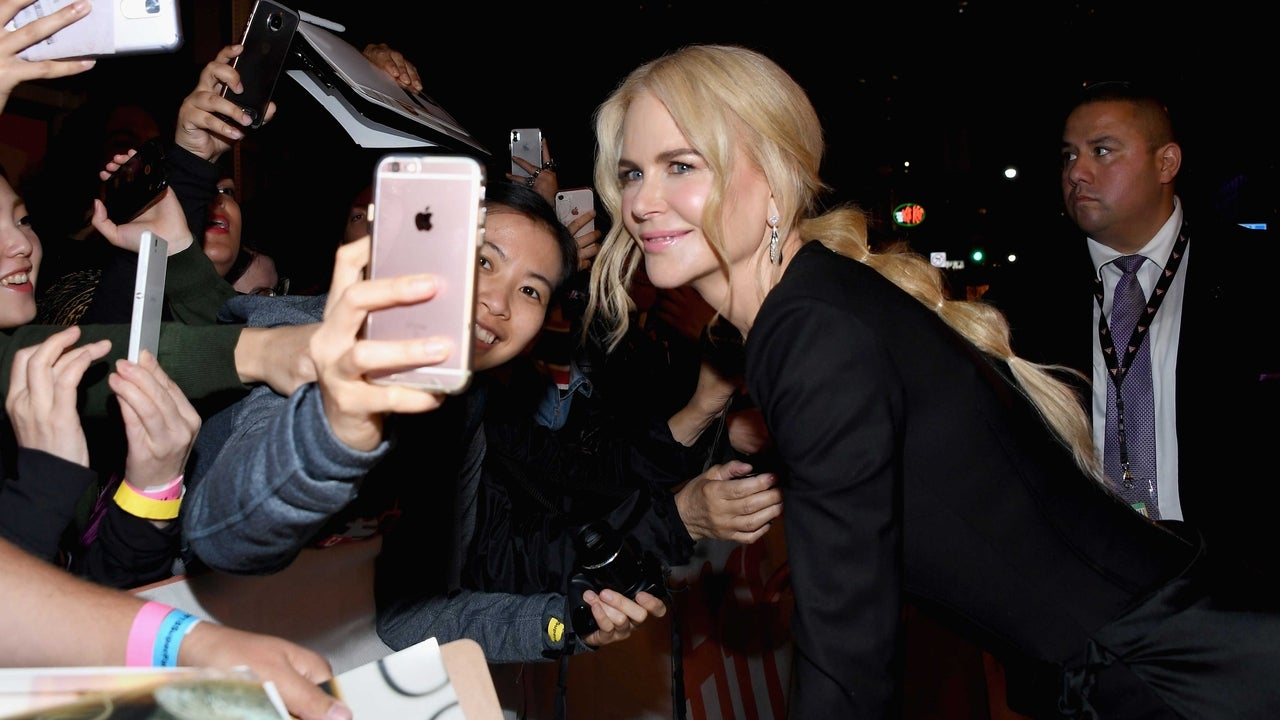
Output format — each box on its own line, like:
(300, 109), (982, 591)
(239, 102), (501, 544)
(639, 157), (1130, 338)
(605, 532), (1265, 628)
(574, 522), (660, 599)
(268, 12), (283, 31)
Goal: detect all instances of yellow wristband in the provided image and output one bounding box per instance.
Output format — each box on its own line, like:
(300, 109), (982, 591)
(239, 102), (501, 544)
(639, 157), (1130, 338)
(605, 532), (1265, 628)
(113, 481), (182, 520)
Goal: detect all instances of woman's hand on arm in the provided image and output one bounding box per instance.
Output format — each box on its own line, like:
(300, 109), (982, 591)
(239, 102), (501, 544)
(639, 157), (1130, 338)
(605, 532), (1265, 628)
(674, 460), (783, 543)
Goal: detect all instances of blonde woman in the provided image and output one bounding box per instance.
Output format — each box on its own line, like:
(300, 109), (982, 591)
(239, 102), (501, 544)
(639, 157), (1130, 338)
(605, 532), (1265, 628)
(586, 43), (1280, 718)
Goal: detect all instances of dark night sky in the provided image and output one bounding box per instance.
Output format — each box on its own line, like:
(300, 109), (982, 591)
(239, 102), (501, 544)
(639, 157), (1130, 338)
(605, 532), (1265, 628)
(22, 1), (1276, 290)
(280, 0), (1277, 279)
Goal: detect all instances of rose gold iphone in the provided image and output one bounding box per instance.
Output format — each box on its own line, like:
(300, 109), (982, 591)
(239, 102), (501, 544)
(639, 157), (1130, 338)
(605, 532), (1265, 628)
(363, 154), (486, 394)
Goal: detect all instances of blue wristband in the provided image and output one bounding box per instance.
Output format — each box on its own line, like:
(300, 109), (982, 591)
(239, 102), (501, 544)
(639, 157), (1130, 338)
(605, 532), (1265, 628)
(152, 610), (202, 667)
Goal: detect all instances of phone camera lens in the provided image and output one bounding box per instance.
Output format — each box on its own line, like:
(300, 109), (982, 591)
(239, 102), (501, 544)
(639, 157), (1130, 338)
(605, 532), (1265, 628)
(268, 12), (283, 31)
(389, 162), (401, 173)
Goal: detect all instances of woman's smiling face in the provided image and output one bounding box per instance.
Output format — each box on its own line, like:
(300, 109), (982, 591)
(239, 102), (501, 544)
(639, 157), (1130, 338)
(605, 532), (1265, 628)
(470, 209), (564, 372)
(0, 174), (41, 329)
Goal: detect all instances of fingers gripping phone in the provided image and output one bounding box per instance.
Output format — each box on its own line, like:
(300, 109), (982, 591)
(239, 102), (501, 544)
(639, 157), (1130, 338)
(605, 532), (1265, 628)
(103, 137), (169, 225)
(363, 154), (486, 394)
(221, 0), (300, 129)
(7, 0), (183, 61)
(509, 128), (542, 178)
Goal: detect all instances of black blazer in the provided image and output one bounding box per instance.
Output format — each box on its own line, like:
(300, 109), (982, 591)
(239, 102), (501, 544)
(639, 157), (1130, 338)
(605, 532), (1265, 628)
(986, 214), (1280, 577)
(747, 241), (1280, 718)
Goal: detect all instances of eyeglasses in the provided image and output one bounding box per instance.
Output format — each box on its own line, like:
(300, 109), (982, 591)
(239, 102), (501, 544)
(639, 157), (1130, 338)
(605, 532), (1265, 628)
(248, 276), (291, 297)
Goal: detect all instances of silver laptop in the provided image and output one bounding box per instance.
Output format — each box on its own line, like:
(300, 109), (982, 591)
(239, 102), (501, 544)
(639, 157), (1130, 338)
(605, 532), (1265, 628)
(290, 21), (487, 154)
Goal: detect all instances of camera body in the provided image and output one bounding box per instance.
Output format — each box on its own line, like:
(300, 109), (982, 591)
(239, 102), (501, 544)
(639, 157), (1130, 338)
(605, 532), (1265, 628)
(568, 521), (669, 637)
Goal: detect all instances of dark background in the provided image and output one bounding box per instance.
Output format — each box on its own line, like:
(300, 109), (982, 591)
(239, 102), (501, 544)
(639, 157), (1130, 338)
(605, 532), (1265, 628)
(17, 0), (1276, 294)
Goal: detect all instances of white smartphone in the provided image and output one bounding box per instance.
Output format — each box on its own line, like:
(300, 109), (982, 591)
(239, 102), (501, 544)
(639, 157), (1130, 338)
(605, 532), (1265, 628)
(7, 0), (183, 61)
(362, 154), (485, 394)
(555, 187), (595, 239)
(509, 128), (542, 178)
(128, 230), (168, 363)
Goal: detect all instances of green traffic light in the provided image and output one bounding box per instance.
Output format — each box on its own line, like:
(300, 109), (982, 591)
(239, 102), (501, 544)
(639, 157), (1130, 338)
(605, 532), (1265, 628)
(970, 249), (985, 263)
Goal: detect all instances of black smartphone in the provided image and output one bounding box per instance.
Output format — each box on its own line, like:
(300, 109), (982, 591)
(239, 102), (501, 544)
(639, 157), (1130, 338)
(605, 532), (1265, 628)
(103, 137), (170, 225)
(220, 0), (300, 129)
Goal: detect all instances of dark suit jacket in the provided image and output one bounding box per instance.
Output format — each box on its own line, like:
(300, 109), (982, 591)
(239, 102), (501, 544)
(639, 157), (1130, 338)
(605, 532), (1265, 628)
(985, 213), (1280, 577)
(746, 242), (1219, 718)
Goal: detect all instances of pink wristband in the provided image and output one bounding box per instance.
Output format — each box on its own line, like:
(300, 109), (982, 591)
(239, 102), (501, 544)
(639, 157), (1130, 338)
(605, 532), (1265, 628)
(124, 474), (184, 501)
(127, 601), (175, 667)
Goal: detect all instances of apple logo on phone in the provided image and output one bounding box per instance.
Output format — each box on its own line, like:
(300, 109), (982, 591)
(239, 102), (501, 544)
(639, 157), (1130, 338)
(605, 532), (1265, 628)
(415, 206), (433, 231)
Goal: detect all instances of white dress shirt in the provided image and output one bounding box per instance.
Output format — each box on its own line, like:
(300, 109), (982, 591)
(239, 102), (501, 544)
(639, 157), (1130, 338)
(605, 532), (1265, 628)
(1086, 197), (1187, 521)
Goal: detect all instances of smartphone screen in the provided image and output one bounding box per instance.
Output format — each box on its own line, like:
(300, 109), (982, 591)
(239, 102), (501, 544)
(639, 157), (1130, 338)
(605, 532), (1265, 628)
(363, 154), (485, 394)
(221, 0), (300, 128)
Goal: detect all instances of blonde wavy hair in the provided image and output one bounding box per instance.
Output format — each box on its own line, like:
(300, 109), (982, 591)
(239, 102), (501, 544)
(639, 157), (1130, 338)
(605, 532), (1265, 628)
(585, 44), (1100, 479)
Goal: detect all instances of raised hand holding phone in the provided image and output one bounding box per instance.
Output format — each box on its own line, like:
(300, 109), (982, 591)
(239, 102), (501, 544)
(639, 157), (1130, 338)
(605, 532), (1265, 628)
(0, 0), (98, 94)
(6, 0), (182, 61)
(310, 236), (450, 452)
(93, 149), (193, 256)
(101, 136), (169, 225)
(509, 128), (542, 178)
(362, 154), (485, 395)
(220, 0), (299, 129)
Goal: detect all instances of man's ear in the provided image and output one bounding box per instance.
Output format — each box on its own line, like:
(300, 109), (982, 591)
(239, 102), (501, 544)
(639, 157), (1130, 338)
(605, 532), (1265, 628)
(1158, 142), (1182, 182)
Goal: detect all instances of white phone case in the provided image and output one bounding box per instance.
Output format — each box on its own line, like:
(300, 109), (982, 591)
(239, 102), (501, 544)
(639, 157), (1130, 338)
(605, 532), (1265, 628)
(128, 230), (168, 363)
(8, 0), (183, 61)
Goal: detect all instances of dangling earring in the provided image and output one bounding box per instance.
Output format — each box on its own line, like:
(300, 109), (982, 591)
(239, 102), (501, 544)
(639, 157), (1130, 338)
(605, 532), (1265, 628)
(768, 215), (780, 265)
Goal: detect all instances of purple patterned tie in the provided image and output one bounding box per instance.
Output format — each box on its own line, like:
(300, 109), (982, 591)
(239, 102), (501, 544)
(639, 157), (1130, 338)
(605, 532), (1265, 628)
(1103, 255), (1158, 519)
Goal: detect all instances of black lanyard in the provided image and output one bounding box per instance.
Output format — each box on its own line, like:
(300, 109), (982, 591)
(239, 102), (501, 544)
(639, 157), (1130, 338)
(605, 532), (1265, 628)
(1092, 221), (1189, 486)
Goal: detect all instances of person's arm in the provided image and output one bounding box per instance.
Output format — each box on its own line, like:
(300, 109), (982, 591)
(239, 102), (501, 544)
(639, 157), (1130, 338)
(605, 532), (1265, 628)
(183, 382), (388, 574)
(376, 585), (665, 663)
(0, 328), (111, 560)
(166, 142), (221, 241)
(185, 237), (451, 573)
(0, 535), (351, 720)
(160, 238), (237, 325)
(747, 295), (903, 717)
(377, 588), (569, 662)
(74, 348), (202, 588)
(0, 448), (96, 560)
(667, 356), (736, 445)
(89, 160), (235, 325)
(0, 321), (245, 418)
